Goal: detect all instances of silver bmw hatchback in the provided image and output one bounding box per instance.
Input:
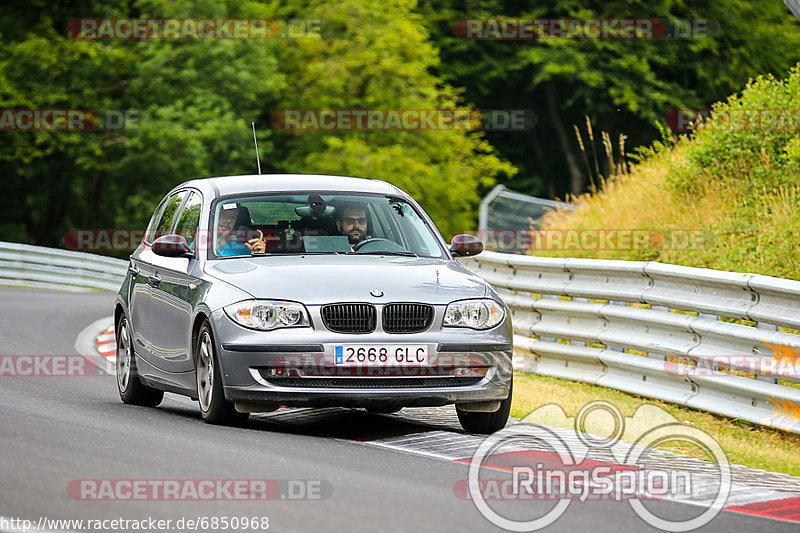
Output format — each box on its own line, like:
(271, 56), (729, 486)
(114, 174), (513, 433)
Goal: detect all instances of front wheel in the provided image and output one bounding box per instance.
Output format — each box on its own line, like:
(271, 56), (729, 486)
(116, 316), (164, 407)
(456, 379), (512, 434)
(196, 321), (248, 426)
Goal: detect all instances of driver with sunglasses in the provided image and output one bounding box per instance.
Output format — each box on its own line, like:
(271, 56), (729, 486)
(335, 203), (372, 250)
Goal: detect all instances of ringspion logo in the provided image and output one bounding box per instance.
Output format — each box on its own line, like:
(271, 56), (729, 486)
(464, 401), (730, 531)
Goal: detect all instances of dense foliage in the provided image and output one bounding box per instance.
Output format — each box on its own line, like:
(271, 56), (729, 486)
(420, 0), (800, 196)
(0, 0), (511, 248)
(1, 0), (799, 252)
(538, 66), (800, 280)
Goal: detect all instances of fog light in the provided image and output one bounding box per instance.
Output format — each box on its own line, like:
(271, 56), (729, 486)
(454, 367), (488, 378)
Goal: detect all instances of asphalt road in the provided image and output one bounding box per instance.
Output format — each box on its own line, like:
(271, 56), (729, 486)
(0, 287), (792, 532)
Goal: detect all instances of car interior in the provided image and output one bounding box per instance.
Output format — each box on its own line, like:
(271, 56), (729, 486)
(215, 193), (444, 257)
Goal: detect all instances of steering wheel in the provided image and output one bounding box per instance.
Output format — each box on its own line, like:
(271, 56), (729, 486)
(352, 238), (395, 252)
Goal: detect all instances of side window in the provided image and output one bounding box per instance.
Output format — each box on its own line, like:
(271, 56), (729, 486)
(144, 197), (169, 244)
(368, 203), (391, 241)
(174, 192), (202, 247)
(148, 192), (186, 242)
(392, 201), (440, 256)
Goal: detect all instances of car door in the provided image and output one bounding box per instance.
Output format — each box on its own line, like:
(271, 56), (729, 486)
(131, 190), (186, 370)
(129, 193), (169, 364)
(145, 190), (203, 374)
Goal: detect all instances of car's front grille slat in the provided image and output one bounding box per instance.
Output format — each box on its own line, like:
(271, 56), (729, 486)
(321, 302), (432, 333)
(383, 303), (433, 334)
(322, 303), (376, 333)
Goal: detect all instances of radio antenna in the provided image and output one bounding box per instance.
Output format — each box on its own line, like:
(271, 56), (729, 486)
(251, 121), (262, 175)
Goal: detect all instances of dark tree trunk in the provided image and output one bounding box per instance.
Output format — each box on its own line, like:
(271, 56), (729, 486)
(546, 80), (584, 196)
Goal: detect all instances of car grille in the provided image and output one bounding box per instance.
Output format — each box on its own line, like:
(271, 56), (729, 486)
(262, 376), (483, 388)
(382, 303), (434, 333)
(321, 303), (376, 333)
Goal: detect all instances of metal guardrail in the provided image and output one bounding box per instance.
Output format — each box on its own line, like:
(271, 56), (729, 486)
(460, 251), (800, 434)
(0, 241), (126, 292)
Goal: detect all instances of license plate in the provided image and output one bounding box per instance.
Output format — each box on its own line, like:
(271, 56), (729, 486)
(334, 345), (428, 366)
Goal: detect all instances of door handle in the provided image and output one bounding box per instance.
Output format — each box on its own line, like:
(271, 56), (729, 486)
(149, 273), (162, 287)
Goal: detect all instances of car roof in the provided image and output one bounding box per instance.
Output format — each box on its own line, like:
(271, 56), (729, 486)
(175, 174), (405, 198)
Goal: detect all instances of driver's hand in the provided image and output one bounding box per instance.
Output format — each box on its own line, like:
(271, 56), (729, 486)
(245, 230), (267, 254)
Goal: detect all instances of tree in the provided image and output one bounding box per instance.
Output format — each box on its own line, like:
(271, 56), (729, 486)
(270, 0), (515, 237)
(419, 0), (800, 197)
(0, 0), (514, 248)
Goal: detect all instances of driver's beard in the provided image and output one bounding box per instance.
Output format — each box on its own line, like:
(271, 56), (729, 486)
(347, 230), (365, 244)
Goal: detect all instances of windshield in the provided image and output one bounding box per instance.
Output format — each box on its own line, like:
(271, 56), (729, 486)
(210, 193), (445, 258)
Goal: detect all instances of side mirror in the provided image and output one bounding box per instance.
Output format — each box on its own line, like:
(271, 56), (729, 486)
(450, 234), (484, 257)
(152, 234), (194, 258)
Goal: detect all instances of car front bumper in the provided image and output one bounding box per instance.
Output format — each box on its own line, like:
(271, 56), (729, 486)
(209, 308), (513, 409)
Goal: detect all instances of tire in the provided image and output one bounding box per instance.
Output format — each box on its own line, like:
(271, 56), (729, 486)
(196, 321), (248, 426)
(456, 378), (512, 434)
(116, 316), (164, 407)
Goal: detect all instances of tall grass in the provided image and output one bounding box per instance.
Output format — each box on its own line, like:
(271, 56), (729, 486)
(535, 65), (800, 280)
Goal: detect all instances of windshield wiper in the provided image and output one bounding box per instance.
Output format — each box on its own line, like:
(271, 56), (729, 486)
(252, 251), (343, 256)
(354, 251), (418, 257)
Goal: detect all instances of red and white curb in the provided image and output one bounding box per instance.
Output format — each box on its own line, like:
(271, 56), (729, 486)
(95, 323), (115, 363)
(73, 316), (115, 376)
(726, 496), (800, 522)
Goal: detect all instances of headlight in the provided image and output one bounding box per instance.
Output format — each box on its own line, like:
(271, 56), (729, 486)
(224, 300), (310, 331)
(443, 299), (505, 330)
